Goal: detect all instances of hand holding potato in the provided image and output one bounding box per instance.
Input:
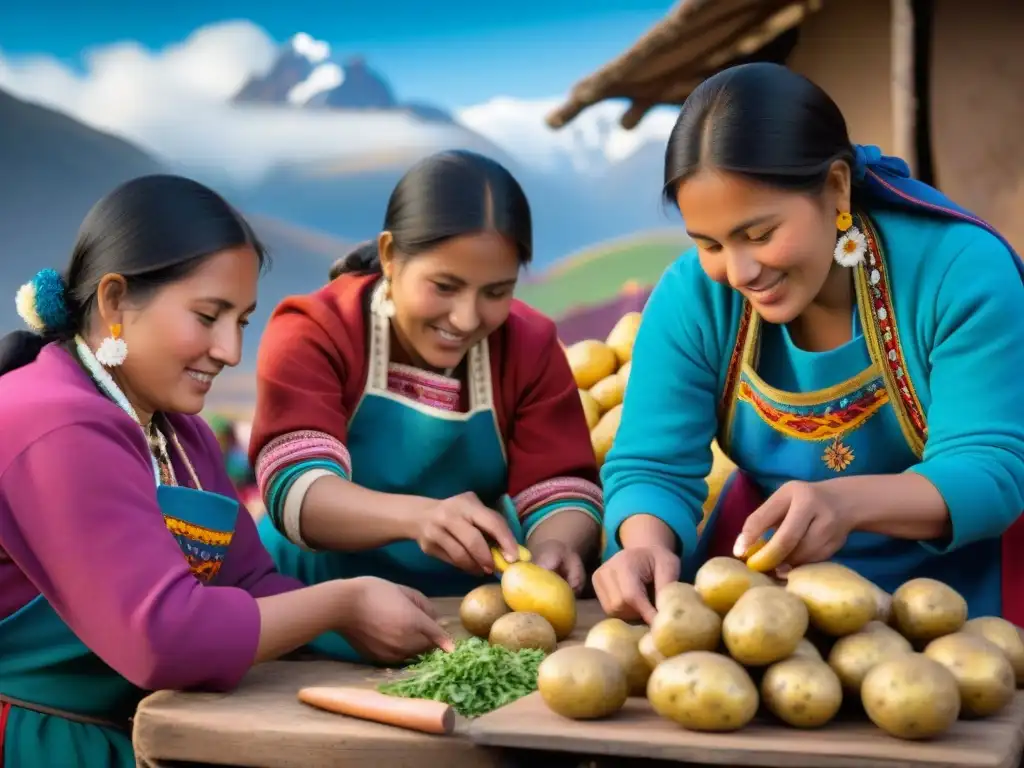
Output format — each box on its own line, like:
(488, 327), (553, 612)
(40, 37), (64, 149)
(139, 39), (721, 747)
(734, 480), (852, 572)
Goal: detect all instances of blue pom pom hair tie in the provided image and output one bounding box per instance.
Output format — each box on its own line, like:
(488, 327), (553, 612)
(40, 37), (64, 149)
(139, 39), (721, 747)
(15, 268), (70, 334)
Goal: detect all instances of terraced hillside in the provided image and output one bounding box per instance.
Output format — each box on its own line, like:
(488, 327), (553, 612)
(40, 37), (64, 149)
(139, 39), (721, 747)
(517, 230), (691, 319)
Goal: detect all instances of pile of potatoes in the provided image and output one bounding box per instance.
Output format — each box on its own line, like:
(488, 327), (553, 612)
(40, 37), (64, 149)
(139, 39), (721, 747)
(536, 558), (1024, 742)
(563, 314), (735, 529)
(563, 312), (640, 467)
(458, 546), (579, 654)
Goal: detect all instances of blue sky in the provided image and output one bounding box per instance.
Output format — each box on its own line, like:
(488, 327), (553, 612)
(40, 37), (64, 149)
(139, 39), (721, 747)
(0, 0), (671, 107)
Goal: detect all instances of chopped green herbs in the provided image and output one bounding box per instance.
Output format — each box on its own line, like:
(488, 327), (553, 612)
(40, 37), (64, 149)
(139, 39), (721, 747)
(378, 638), (545, 718)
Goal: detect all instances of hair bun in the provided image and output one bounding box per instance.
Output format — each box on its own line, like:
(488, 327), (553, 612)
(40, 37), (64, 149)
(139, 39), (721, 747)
(15, 268), (71, 335)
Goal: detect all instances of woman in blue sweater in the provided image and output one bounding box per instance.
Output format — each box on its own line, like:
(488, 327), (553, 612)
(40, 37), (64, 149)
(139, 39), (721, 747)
(593, 63), (1024, 627)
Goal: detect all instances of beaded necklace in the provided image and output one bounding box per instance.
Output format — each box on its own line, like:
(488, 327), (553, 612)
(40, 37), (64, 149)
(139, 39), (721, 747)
(74, 335), (202, 490)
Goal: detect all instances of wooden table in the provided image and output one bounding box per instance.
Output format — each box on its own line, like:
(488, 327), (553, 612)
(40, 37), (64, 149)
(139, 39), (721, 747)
(133, 596), (1024, 768)
(471, 693), (1024, 768)
(132, 598), (607, 768)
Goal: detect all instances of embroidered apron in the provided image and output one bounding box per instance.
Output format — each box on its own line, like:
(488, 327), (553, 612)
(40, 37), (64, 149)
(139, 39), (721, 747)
(258, 288), (521, 661)
(695, 214), (1009, 618)
(0, 346), (242, 767)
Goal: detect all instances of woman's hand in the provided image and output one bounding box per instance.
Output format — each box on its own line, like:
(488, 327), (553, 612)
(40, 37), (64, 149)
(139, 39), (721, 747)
(529, 539), (587, 594)
(338, 577), (455, 663)
(736, 480), (852, 573)
(592, 545), (681, 625)
(416, 492), (521, 575)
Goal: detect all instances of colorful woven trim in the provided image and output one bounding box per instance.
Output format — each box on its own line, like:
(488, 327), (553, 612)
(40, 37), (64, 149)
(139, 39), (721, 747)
(735, 374), (889, 441)
(514, 476), (604, 536)
(387, 363), (462, 412)
(264, 458), (348, 531)
(854, 213), (927, 457)
(255, 430), (351, 495)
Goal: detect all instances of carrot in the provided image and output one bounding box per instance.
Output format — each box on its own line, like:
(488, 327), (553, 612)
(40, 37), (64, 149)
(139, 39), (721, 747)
(298, 686), (455, 735)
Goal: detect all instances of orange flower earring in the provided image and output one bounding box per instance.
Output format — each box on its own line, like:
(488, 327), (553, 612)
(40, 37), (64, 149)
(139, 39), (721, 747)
(95, 323), (128, 367)
(833, 211), (866, 268)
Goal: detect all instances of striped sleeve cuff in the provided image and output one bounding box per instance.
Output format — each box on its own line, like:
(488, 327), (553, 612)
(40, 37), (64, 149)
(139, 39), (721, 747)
(256, 430), (352, 538)
(515, 477), (604, 539)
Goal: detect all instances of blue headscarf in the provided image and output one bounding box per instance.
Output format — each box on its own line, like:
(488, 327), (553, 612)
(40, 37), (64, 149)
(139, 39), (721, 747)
(852, 144), (1023, 279)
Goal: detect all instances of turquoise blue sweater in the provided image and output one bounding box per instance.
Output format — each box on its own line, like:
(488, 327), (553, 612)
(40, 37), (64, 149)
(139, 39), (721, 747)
(602, 207), (1024, 582)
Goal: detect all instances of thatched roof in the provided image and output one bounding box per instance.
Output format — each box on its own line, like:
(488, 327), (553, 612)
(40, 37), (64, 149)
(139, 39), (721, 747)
(547, 0), (824, 130)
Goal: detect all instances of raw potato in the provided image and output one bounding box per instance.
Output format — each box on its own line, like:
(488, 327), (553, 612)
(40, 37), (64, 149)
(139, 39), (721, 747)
(647, 651), (759, 732)
(639, 631), (666, 668)
(586, 619), (651, 695)
(501, 562), (577, 640)
(655, 582), (701, 611)
(761, 657), (843, 728)
(459, 584), (510, 639)
(618, 360), (631, 383)
(785, 563), (878, 637)
(538, 646), (628, 720)
(489, 612), (557, 654)
(891, 578), (968, 643)
(590, 374), (625, 412)
(579, 389), (601, 429)
(694, 557), (774, 615)
(723, 586), (809, 666)
(963, 616), (1024, 686)
(871, 583), (893, 625)
(606, 312), (642, 365)
(827, 622), (913, 693)
(590, 405), (622, 466)
(923, 632), (1015, 718)
(791, 638), (824, 662)
(566, 340), (618, 390)
(651, 597), (722, 657)
(861, 654), (961, 740)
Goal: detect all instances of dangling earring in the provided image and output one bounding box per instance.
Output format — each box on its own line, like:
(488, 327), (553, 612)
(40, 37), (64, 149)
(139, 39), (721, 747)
(95, 323), (128, 367)
(377, 278), (397, 319)
(833, 210), (867, 268)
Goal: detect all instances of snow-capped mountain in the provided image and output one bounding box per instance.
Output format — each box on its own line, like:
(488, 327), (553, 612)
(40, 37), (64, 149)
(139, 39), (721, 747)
(234, 33), (453, 123)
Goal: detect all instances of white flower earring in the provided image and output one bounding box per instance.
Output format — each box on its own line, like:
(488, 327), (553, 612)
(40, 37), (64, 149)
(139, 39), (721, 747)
(95, 323), (128, 367)
(833, 211), (867, 267)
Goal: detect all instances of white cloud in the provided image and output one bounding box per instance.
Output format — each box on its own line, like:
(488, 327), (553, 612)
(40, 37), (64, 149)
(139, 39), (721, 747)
(0, 20), (676, 186)
(457, 97), (678, 175)
(0, 21), (501, 185)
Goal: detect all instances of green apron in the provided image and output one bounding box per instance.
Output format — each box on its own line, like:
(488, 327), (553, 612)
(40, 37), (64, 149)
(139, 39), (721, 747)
(259, 296), (523, 661)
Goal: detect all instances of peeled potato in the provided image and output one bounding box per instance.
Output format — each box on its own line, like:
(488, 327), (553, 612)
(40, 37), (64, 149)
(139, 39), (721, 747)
(590, 404), (622, 465)
(579, 389), (600, 429)
(566, 340), (618, 390)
